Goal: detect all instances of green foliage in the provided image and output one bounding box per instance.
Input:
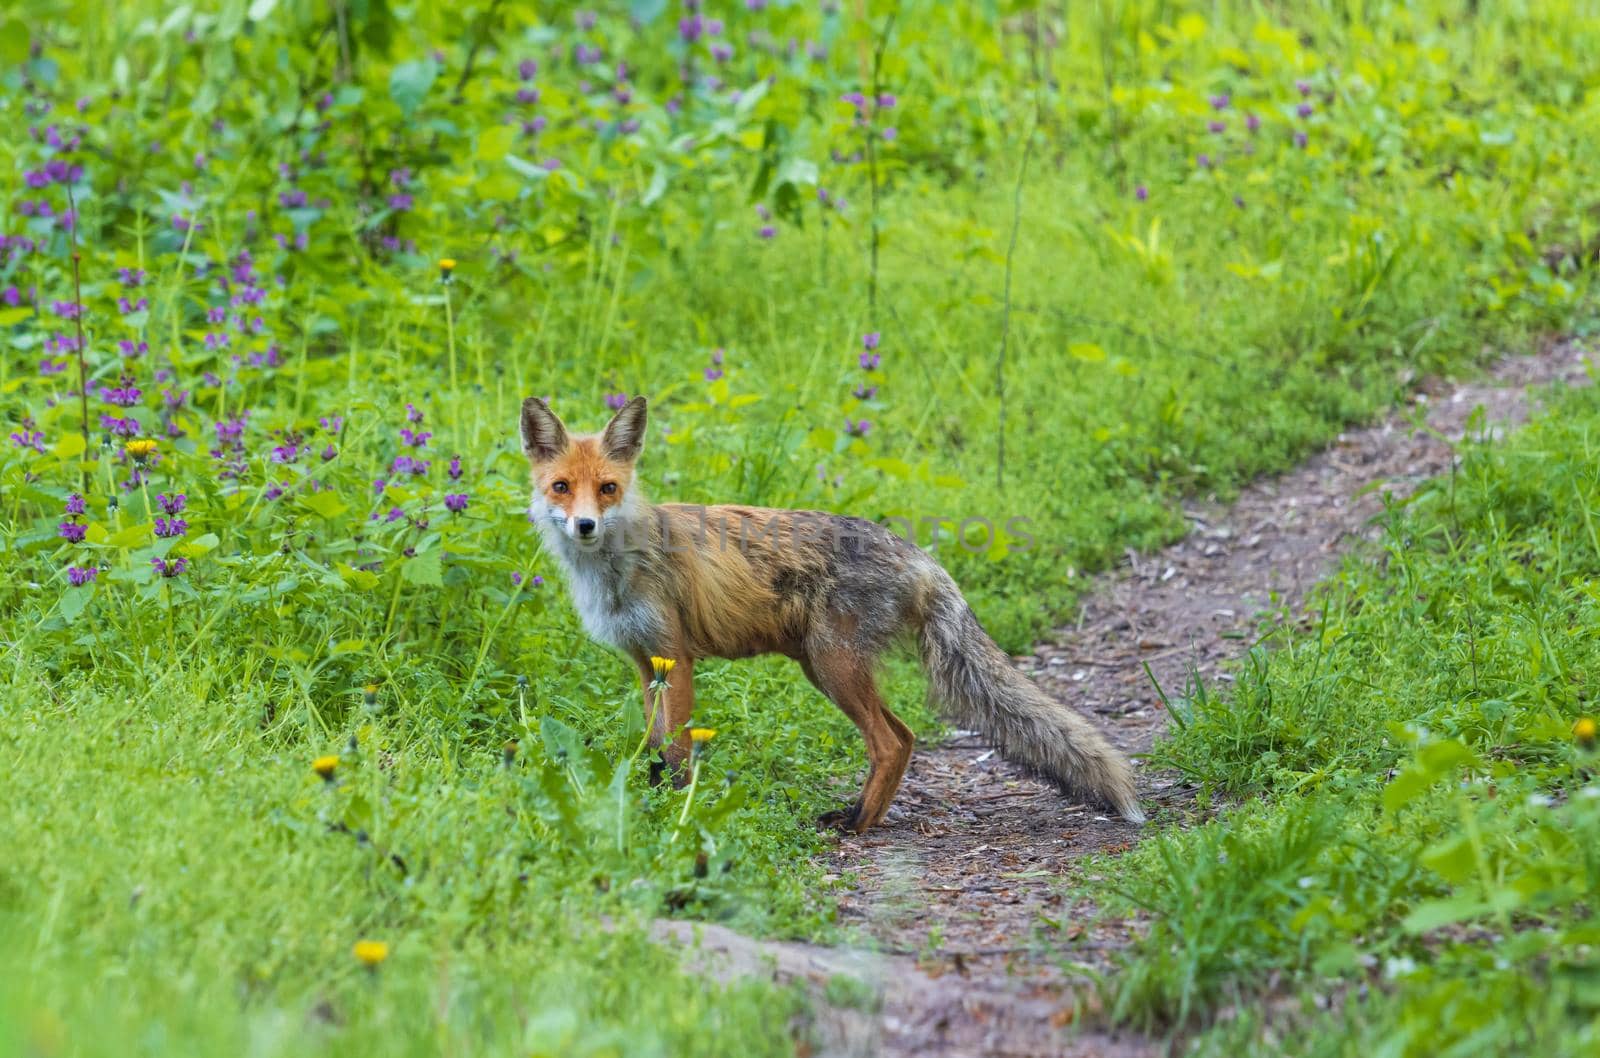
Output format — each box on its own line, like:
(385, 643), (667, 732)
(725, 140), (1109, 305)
(1097, 384), (1600, 1053)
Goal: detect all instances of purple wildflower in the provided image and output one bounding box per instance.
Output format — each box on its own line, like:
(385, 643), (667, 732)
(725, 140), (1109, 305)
(1207, 120), (1225, 134)
(518, 59), (538, 80)
(758, 225), (776, 239)
(1135, 185), (1149, 201)
(157, 493), (186, 515)
(448, 455), (463, 480)
(1296, 102), (1314, 118)
(155, 516), (188, 538)
(1293, 131), (1308, 149)
(844, 418), (872, 438)
(604, 392), (628, 411)
(444, 493), (469, 513)
(1246, 112), (1261, 133)
(67, 566), (99, 587)
(852, 384), (878, 400)
(59, 521), (87, 543)
(98, 378), (143, 407)
(151, 556), (189, 578)
(1296, 79), (1312, 97)
(862, 332), (881, 351)
(859, 352), (881, 371)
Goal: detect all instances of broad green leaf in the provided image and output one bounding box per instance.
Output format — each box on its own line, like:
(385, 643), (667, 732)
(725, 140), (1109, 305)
(401, 549), (443, 587)
(299, 491), (349, 519)
(178, 532), (220, 558)
(337, 562), (380, 591)
(389, 58), (439, 119)
(477, 125), (516, 163)
(51, 433), (86, 460)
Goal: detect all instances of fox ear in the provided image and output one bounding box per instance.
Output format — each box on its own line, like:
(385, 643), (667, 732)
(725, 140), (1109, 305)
(601, 395), (648, 463)
(520, 397), (568, 462)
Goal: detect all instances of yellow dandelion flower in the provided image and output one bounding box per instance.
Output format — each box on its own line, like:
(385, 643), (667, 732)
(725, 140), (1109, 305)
(352, 939), (390, 968)
(312, 754), (340, 780)
(650, 656), (676, 682)
(1575, 717), (1596, 746)
(125, 438), (158, 461)
(690, 728), (717, 744)
(439, 258), (457, 281)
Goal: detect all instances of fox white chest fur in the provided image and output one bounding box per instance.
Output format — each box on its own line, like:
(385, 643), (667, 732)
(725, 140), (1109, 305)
(532, 500), (665, 653)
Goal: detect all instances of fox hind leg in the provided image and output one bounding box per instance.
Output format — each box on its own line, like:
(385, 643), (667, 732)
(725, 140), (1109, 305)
(801, 652), (914, 834)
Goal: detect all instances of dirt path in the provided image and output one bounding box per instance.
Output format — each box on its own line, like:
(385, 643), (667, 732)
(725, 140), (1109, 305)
(659, 340), (1592, 1058)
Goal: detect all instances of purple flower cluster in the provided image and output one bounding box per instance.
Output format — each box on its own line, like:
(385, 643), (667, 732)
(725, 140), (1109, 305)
(99, 376), (142, 407)
(704, 347), (725, 382)
(152, 555), (189, 578)
(10, 429), (45, 453)
(840, 90), (897, 142)
(849, 331), (883, 411)
(60, 492), (89, 545)
(67, 566), (99, 587)
(155, 516), (188, 538)
(211, 413), (250, 482)
(23, 158), (84, 188)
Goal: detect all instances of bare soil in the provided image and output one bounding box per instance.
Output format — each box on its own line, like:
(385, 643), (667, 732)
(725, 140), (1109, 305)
(655, 340), (1592, 1058)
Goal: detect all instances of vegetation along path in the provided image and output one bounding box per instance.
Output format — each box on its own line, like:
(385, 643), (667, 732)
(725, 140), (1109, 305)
(657, 339), (1593, 1057)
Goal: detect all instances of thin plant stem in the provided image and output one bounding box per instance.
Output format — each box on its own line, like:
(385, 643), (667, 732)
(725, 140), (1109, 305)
(444, 278), (459, 412)
(66, 184), (91, 492)
(996, 98), (1040, 492)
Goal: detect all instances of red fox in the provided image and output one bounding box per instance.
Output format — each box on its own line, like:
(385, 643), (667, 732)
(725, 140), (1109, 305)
(520, 395), (1144, 832)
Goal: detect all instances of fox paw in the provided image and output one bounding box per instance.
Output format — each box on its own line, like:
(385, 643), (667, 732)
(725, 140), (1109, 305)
(816, 801), (863, 834)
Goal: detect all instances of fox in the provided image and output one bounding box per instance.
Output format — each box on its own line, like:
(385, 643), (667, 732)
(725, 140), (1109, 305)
(519, 394), (1145, 832)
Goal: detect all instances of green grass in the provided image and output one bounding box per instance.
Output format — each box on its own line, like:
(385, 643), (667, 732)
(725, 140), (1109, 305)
(1092, 378), (1600, 1054)
(4, 0), (1600, 1053)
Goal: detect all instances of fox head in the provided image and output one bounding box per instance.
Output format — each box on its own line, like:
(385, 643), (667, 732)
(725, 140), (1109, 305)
(519, 395), (648, 544)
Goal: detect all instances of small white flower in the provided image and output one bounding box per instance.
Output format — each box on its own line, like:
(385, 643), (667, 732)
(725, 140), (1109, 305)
(1384, 956), (1418, 980)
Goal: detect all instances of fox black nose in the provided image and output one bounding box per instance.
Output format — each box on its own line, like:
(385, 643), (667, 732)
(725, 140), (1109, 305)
(576, 518), (597, 537)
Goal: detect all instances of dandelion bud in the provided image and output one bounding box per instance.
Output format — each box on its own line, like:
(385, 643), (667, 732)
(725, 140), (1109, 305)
(352, 940), (390, 968)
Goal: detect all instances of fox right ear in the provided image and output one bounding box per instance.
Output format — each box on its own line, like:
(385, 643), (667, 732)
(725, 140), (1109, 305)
(520, 397), (568, 462)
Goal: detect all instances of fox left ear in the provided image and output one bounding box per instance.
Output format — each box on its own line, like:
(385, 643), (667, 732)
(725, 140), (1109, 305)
(601, 395), (648, 463)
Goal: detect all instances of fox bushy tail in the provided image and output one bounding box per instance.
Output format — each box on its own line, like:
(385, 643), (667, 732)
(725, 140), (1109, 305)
(917, 571), (1145, 823)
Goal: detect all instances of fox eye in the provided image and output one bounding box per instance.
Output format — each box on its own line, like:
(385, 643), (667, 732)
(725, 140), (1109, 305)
(551, 480), (569, 494)
(600, 482), (618, 495)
